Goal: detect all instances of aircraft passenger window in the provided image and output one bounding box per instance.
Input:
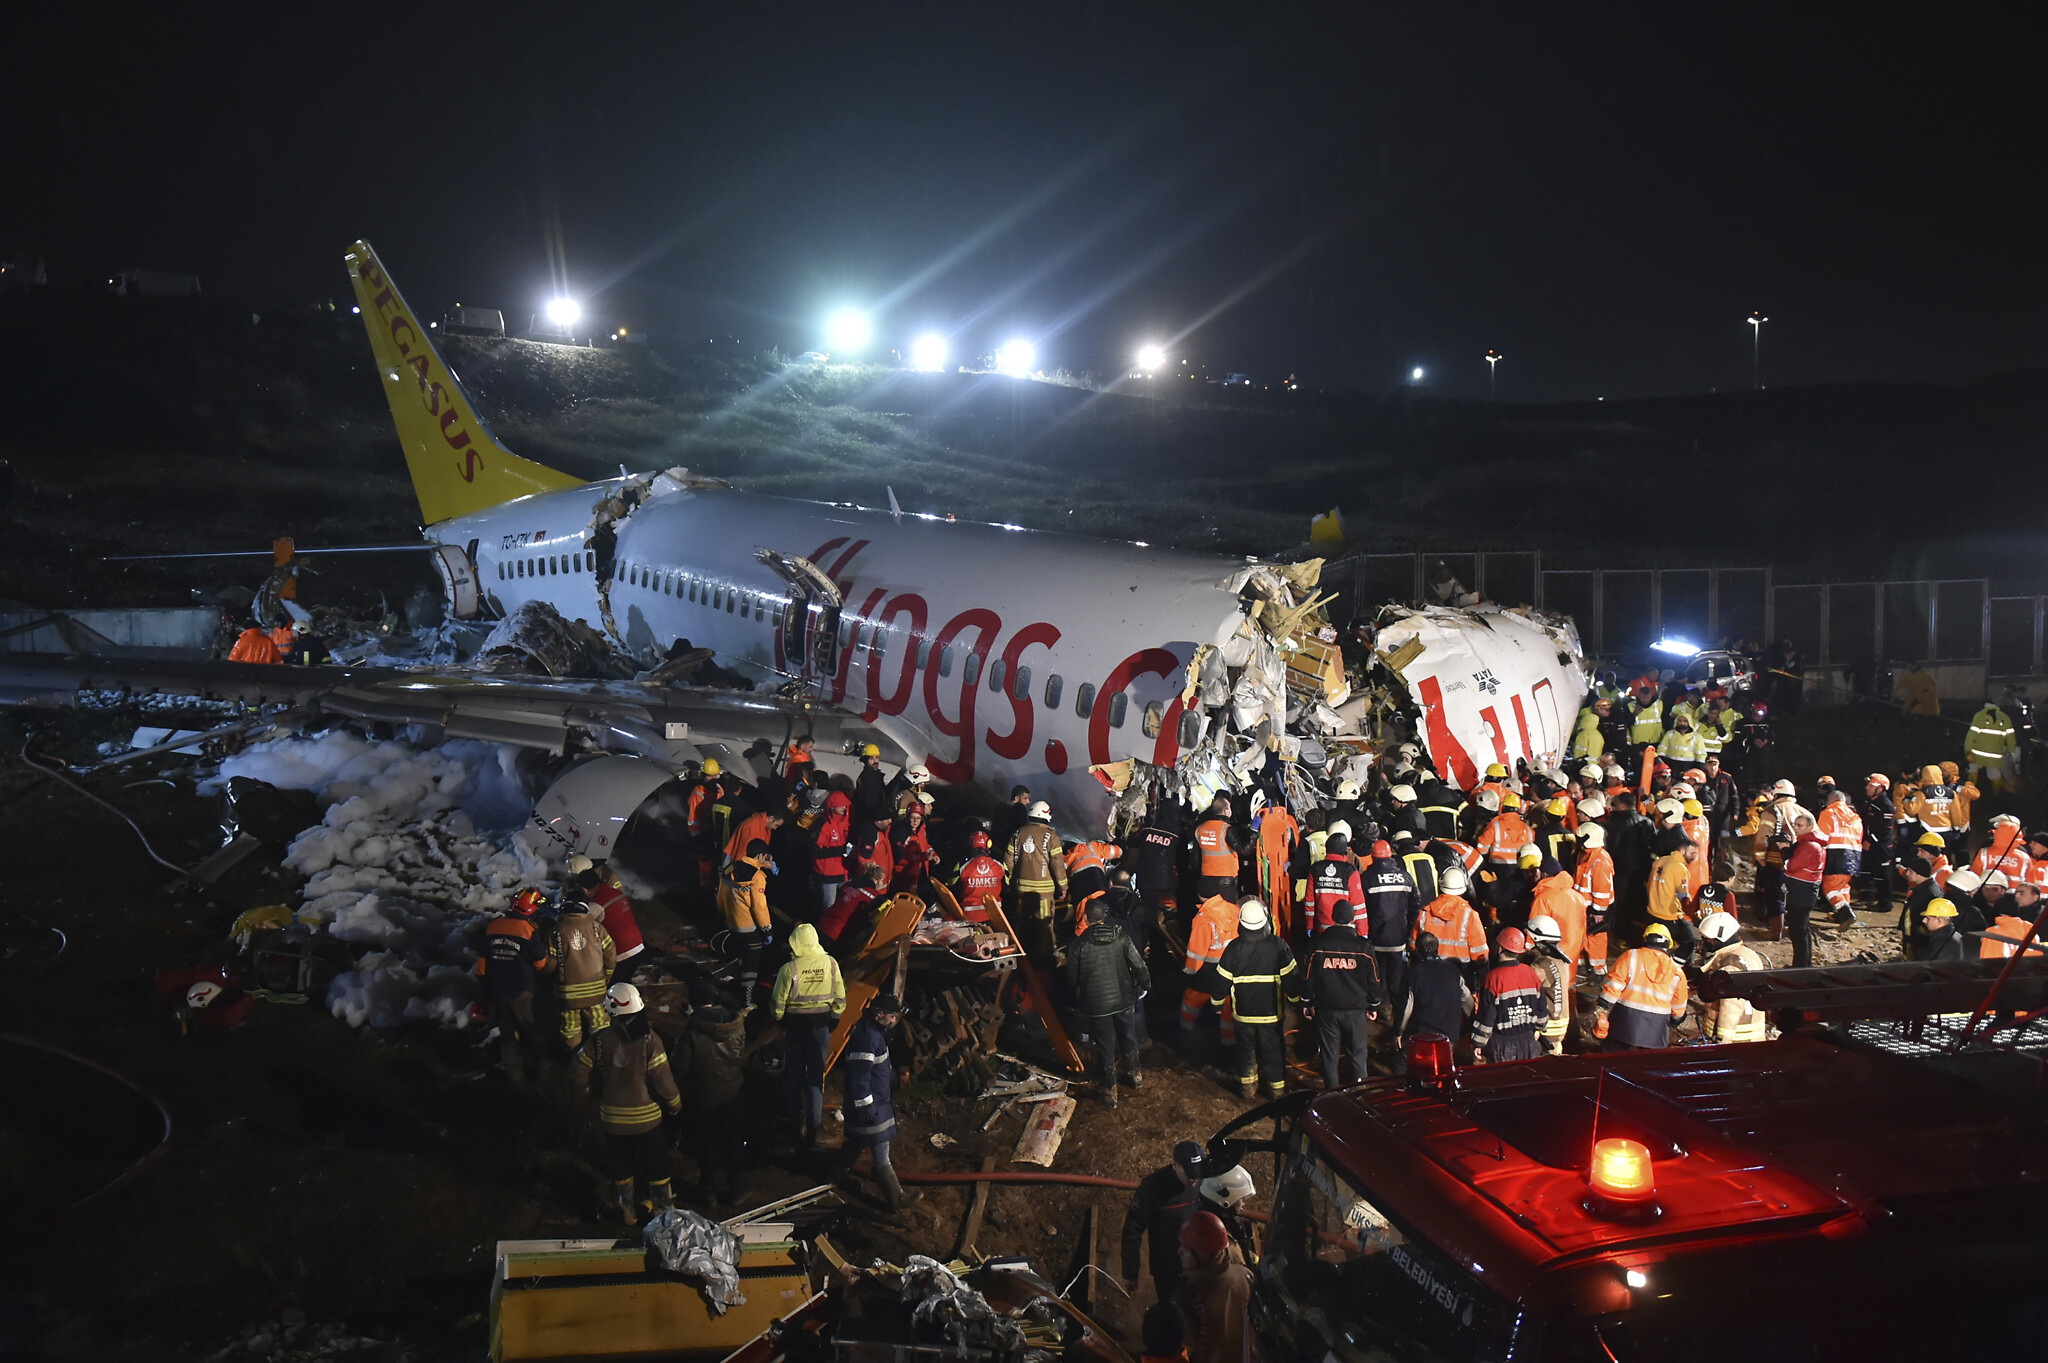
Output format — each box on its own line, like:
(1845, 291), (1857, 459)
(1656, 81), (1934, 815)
(666, 574), (676, 596)
(572, 553), (582, 571)
(938, 647), (954, 677)
(1013, 666), (1031, 700)
(551, 556), (559, 575)
(496, 563), (503, 580)
(1108, 692), (1128, 729)
(963, 652), (983, 687)
(740, 594), (750, 619)
(1043, 674), (1062, 709)
(1179, 709), (1201, 747)
(987, 659), (1006, 693)
(725, 590), (735, 614)
(1074, 682), (1095, 718)
(688, 579), (698, 603)
(616, 562), (625, 582)
(519, 559), (528, 578)
(1142, 701), (1164, 738)
(916, 639), (932, 670)
(869, 625), (885, 656)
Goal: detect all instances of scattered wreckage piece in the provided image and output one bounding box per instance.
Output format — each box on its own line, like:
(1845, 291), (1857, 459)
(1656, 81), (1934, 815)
(1011, 1094), (1078, 1167)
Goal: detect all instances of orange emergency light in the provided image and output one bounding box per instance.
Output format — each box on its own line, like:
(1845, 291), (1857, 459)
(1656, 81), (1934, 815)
(1586, 1137), (1659, 1220)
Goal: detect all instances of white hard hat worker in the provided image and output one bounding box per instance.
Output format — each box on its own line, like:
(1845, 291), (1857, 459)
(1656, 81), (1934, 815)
(1336, 779), (1361, 802)
(907, 763), (931, 785)
(1698, 911), (1741, 945)
(1327, 819), (1352, 843)
(185, 981), (224, 1010)
(1577, 796), (1606, 820)
(293, 619), (311, 635)
(603, 983), (645, 1017)
(1238, 898), (1269, 931)
(1441, 866), (1470, 896)
(1945, 869), (1982, 897)
(1397, 741), (1422, 760)
(567, 853), (595, 877)
(1028, 800), (1052, 820)
(1526, 914), (1562, 945)
(1771, 778), (1796, 798)
(1579, 823), (1606, 849)
(1474, 788), (1500, 813)
(1390, 783), (1417, 803)
(1198, 1163), (1256, 1209)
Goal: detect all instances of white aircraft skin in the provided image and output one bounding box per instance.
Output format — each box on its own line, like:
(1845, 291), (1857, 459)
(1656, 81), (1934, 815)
(342, 238), (1585, 832)
(439, 482), (1234, 829)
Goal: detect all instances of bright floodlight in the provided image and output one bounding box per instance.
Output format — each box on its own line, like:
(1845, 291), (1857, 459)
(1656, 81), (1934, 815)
(824, 308), (872, 353)
(545, 297), (582, 329)
(1136, 342), (1167, 372)
(911, 332), (948, 371)
(1651, 637), (1700, 656)
(997, 338), (1037, 376)
(1411, 366), (1425, 381)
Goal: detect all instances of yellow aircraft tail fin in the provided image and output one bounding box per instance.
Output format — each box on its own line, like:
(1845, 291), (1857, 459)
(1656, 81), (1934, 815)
(343, 240), (583, 525)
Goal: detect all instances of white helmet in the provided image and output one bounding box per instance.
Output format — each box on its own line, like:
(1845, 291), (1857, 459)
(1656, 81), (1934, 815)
(1238, 898), (1270, 931)
(1525, 914), (1562, 944)
(1698, 910), (1741, 945)
(1389, 784), (1417, 803)
(1669, 782), (1695, 800)
(1335, 779), (1361, 802)
(1397, 742), (1422, 759)
(1441, 866), (1470, 895)
(1327, 820), (1352, 843)
(1946, 869), (1983, 895)
(185, 980), (224, 1010)
(907, 764), (931, 785)
(1991, 813), (2021, 828)
(1655, 798), (1684, 821)
(1579, 824), (1606, 849)
(566, 853), (595, 876)
(1028, 800), (1051, 819)
(1771, 778), (1797, 797)
(1577, 796), (1606, 819)
(1474, 788), (1501, 812)
(604, 983), (645, 1016)
(1983, 869), (2010, 889)
(1579, 762), (1603, 782)
(1199, 1163), (1256, 1208)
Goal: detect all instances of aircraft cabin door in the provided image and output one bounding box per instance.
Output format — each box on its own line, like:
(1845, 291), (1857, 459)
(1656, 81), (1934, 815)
(755, 548), (845, 693)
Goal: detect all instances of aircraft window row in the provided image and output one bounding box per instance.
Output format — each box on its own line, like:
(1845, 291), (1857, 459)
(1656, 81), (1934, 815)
(498, 551), (585, 580)
(606, 563), (784, 625)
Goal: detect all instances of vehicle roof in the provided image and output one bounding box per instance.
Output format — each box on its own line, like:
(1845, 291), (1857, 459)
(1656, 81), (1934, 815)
(1305, 1035), (2048, 1293)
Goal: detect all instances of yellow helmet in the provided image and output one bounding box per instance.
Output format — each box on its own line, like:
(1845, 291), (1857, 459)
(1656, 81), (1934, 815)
(1485, 763), (1508, 779)
(1921, 897), (1958, 919)
(861, 743), (882, 758)
(1641, 923), (1673, 946)
(1516, 846), (1543, 868)
(701, 758), (722, 777)
(1682, 798), (1702, 817)
(1916, 831), (1945, 849)
(1501, 791), (1521, 810)
(1545, 796), (1569, 816)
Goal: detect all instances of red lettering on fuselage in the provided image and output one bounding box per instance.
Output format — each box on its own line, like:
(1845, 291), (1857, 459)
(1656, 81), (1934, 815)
(986, 622), (1061, 760)
(923, 609), (1002, 783)
(1088, 648), (1180, 767)
(828, 588), (886, 705)
(1418, 675), (1479, 790)
(862, 593), (928, 722)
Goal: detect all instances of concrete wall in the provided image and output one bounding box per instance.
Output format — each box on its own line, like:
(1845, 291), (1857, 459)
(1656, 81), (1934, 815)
(0, 607), (218, 658)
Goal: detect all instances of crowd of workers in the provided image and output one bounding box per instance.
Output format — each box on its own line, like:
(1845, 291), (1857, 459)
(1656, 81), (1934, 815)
(465, 664), (2045, 1226)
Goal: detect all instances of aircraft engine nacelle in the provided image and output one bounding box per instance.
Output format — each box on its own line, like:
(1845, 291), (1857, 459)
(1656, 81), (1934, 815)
(429, 543), (483, 619)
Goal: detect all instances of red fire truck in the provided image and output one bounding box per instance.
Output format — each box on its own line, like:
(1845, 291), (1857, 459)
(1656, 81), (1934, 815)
(1222, 1029), (2047, 1361)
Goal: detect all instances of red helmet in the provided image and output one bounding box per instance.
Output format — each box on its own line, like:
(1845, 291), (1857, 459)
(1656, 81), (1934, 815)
(970, 830), (991, 850)
(512, 888), (545, 916)
(1496, 926), (1530, 955)
(1179, 1210), (1230, 1257)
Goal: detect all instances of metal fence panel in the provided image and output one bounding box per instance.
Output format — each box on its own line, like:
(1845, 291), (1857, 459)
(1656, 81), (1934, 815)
(1989, 597), (2036, 675)
(1482, 552), (1538, 608)
(1603, 572), (1653, 652)
(1543, 572), (1600, 653)
(1718, 569), (1770, 647)
(1355, 555), (1420, 612)
(1774, 585), (1825, 661)
(1659, 571), (1711, 647)
(1882, 581), (1931, 663)
(1828, 582), (1876, 666)
(1935, 580), (1986, 660)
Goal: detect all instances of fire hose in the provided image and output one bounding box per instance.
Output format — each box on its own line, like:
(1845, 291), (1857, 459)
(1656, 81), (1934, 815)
(898, 1171), (1138, 1189)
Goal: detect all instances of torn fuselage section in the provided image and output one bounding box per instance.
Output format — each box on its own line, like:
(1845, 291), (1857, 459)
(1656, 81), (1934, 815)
(587, 467), (733, 658)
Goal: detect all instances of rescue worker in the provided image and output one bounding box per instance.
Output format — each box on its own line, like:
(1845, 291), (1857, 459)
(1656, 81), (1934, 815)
(1396, 832), (1441, 907)
(1697, 911), (1767, 1043)
(820, 863), (891, 956)
(686, 760), (722, 895)
(1302, 901), (1382, 1087)
(1627, 687), (1665, 749)
(571, 855), (645, 985)
(1895, 662), (1940, 716)
(1002, 800), (1067, 965)
(1358, 839), (1415, 1014)
(1900, 764), (1964, 859)
(1414, 773), (1466, 840)
(1532, 795), (1578, 870)
(1121, 1140), (1206, 1304)
(1132, 807), (1184, 944)
(840, 992), (921, 1209)
(1529, 851), (1589, 995)
(771, 922), (846, 1150)
(1782, 812), (1826, 968)
(1816, 785), (1864, 927)
(1983, 880), (2045, 960)
(723, 805), (785, 872)
(227, 617), (283, 664)
(780, 733), (816, 799)
(1179, 891), (1240, 1045)
(1412, 866), (1489, 986)
(1382, 783), (1427, 842)
(1918, 897), (1964, 961)
(1965, 694), (2019, 793)
(1896, 854), (1939, 958)
(1657, 714), (1704, 767)
(852, 743), (890, 824)
(953, 830), (1006, 921)
(718, 838), (775, 995)
(1593, 924), (1689, 1050)
(1066, 835), (1123, 930)
(808, 784), (855, 915)
(1177, 1211), (1253, 1363)
(1472, 926), (1544, 1063)
(1253, 798), (1300, 938)
(1306, 832), (1365, 937)
(1970, 813), (2031, 882)
(1191, 796), (1243, 902)
(888, 804), (935, 898)
(1214, 898), (1294, 1100)
(1571, 701), (1606, 761)
(1396, 933), (1464, 1066)
(579, 983), (681, 1226)
(1603, 790), (1656, 937)
(884, 761), (931, 818)
(1860, 771), (1897, 915)
(554, 891), (618, 1050)
(282, 618), (331, 666)
(476, 887), (553, 1082)
(1678, 797), (1712, 899)
(991, 784), (1035, 864)
(1574, 814), (1615, 976)
(1523, 915), (1572, 1054)
(1065, 901), (1149, 1105)
(675, 977), (749, 1206)
(1647, 832), (1699, 965)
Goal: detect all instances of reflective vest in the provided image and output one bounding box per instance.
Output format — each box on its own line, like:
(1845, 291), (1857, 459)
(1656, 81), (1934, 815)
(1981, 914), (2044, 960)
(1471, 812), (1533, 869)
(1697, 712), (1728, 754)
(1214, 931), (1295, 1025)
(1184, 895), (1241, 971)
(1411, 894), (1488, 962)
(1193, 818), (1238, 877)
(1680, 815), (1712, 895)
(1530, 872), (1588, 946)
(1970, 827), (2031, 883)
(773, 933), (846, 1020)
(1701, 944), (1767, 1043)
(1399, 848), (1440, 905)
(1534, 955), (1571, 1041)
(1602, 946), (1688, 1019)
(1067, 839), (1121, 877)
(1628, 699), (1664, 745)
(1574, 846), (1615, 911)
(227, 628), (281, 664)
(1658, 727), (1704, 763)
(1307, 858), (1364, 934)
(1966, 706), (2017, 764)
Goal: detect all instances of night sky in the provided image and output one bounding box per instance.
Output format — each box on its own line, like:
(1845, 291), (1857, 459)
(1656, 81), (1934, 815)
(10, 3), (2046, 400)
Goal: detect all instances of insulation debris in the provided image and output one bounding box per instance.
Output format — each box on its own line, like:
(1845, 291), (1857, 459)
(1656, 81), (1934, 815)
(1010, 1094), (1077, 1167)
(643, 1208), (746, 1314)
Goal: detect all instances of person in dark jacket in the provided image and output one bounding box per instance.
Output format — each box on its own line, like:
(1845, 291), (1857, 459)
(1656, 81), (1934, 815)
(579, 983), (682, 1226)
(1896, 855), (1939, 958)
(1473, 926), (1545, 1063)
(1065, 914), (1150, 1104)
(1357, 841), (1416, 1019)
(676, 977), (749, 1206)
(1414, 775), (1466, 840)
(476, 888), (554, 1084)
(1394, 933), (1465, 1072)
(1214, 900), (1295, 1100)
(852, 746), (891, 825)
(1305, 833), (1365, 936)
(1302, 902), (1382, 1087)
(1132, 808), (1185, 946)
(1918, 898), (1965, 961)
(841, 993), (920, 1209)
(1121, 1140), (1205, 1303)
(1602, 792), (1656, 937)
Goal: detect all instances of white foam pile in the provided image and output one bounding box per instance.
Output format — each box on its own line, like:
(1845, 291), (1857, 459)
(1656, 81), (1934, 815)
(209, 729), (550, 1030)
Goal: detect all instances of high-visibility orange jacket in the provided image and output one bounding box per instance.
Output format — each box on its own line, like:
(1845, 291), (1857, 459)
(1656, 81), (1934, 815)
(1981, 914), (2043, 960)
(1817, 802), (1863, 857)
(686, 785), (712, 839)
(1193, 818), (1238, 878)
(718, 856), (773, 931)
(1469, 812), (1534, 870)
(268, 625), (298, 656)
(1680, 815), (1712, 896)
(1574, 846), (1615, 911)
(1411, 893), (1488, 962)
(1184, 895), (1241, 972)
(1971, 827), (2031, 883)
(1530, 871), (1589, 958)
(227, 628), (282, 664)
(1601, 946), (1688, 1049)
(1066, 839), (1121, 877)
(1255, 807), (1300, 928)
(725, 810), (773, 865)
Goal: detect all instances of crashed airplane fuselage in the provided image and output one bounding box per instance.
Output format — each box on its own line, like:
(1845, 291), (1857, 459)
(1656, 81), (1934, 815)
(341, 240), (1586, 831)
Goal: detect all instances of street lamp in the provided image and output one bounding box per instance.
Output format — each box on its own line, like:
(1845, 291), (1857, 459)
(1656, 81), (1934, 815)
(544, 297), (582, 331)
(1485, 350), (1501, 401)
(1748, 312), (1768, 390)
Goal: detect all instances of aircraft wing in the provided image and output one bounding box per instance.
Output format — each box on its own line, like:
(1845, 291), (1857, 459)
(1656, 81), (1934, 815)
(1371, 605), (1588, 789)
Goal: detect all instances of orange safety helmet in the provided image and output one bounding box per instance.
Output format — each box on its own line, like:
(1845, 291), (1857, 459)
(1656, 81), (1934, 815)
(1496, 926), (1531, 955)
(512, 888), (545, 916)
